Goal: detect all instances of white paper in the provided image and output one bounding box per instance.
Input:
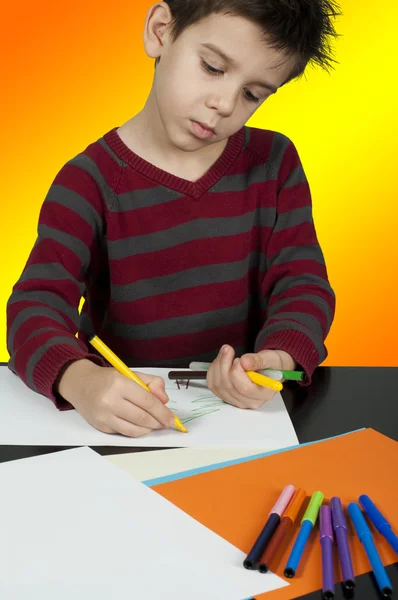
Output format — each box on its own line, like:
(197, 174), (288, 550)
(0, 366), (298, 449)
(0, 447), (288, 599)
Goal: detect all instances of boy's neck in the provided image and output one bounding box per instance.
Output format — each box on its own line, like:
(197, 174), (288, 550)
(118, 90), (228, 182)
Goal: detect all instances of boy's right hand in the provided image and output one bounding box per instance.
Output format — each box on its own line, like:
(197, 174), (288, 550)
(57, 359), (175, 438)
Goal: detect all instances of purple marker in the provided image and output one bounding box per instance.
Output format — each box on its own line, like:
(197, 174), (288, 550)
(320, 505), (335, 600)
(330, 497), (355, 590)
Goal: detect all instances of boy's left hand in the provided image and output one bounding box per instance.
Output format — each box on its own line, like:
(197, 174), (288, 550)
(207, 345), (296, 409)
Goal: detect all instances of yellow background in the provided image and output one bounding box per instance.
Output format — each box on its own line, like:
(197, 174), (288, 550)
(1, 1), (397, 365)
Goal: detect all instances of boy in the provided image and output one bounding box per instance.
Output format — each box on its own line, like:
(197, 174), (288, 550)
(6, 0), (338, 438)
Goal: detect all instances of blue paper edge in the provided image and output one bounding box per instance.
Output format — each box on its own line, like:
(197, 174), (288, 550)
(144, 428), (366, 487)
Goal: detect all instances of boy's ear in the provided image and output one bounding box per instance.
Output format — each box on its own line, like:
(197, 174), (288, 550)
(143, 2), (174, 60)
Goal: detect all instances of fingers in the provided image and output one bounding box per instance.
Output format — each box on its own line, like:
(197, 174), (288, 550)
(229, 358), (276, 408)
(208, 345), (234, 384)
(220, 357), (255, 408)
(140, 373), (169, 404)
(207, 345), (237, 406)
(122, 375), (175, 428)
(72, 367), (176, 439)
(240, 349), (283, 372)
(240, 349), (295, 372)
(109, 415), (153, 438)
(115, 397), (166, 431)
(208, 346), (276, 409)
(274, 349), (296, 370)
(239, 352), (263, 372)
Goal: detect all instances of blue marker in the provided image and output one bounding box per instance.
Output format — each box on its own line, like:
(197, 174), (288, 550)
(348, 502), (392, 597)
(359, 494), (398, 554)
(284, 491), (324, 578)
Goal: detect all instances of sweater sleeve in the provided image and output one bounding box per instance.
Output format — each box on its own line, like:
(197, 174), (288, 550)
(6, 155), (109, 408)
(254, 135), (336, 383)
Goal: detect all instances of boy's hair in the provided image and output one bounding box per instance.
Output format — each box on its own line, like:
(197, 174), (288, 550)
(155, 0), (341, 82)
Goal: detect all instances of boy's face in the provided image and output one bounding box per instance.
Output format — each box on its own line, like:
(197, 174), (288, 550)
(146, 7), (295, 152)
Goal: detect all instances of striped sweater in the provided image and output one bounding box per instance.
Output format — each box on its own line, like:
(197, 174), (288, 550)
(6, 125), (335, 409)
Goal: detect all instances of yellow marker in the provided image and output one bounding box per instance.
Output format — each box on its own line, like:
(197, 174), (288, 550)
(246, 370), (283, 392)
(89, 335), (187, 433)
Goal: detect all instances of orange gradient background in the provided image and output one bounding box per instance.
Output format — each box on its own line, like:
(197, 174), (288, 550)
(1, 1), (397, 365)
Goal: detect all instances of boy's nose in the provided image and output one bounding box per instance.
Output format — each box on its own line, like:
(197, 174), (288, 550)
(207, 88), (238, 118)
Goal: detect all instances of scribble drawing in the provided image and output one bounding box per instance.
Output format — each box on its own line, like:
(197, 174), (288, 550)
(168, 391), (223, 424)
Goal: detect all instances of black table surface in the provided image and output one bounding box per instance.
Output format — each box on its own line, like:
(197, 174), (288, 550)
(1, 364), (397, 599)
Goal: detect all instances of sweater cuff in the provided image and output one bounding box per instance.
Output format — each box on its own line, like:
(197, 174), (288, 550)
(255, 330), (321, 385)
(32, 343), (108, 410)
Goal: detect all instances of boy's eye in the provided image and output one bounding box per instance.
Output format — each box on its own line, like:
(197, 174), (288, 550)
(245, 91), (260, 103)
(201, 59), (261, 104)
(201, 59), (223, 75)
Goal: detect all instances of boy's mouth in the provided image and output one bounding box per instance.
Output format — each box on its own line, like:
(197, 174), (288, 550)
(191, 120), (216, 139)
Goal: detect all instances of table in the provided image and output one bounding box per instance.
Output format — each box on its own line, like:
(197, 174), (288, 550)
(1, 364), (397, 599)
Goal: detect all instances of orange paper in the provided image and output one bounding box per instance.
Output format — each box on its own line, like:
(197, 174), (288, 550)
(153, 429), (398, 599)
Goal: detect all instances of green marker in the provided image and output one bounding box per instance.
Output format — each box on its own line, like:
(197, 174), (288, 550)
(189, 362), (211, 371)
(261, 369), (305, 381)
(284, 491), (324, 577)
(189, 362), (304, 381)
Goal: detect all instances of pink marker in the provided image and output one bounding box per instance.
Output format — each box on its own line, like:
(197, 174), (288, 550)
(270, 485), (296, 516)
(243, 485), (296, 570)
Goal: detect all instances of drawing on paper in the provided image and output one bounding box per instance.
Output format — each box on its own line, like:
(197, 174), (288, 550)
(166, 381), (223, 425)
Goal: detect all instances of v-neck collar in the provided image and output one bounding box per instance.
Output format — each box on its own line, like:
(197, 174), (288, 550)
(103, 126), (245, 199)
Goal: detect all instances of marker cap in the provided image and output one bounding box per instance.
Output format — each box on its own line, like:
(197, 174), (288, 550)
(302, 491), (324, 525)
(348, 503), (370, 541)
(284, 488), (307, 522)
(270, 485), (296, 516)
(320, 505), (334, 540)
(359, 495), (388, 533)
